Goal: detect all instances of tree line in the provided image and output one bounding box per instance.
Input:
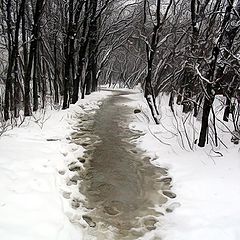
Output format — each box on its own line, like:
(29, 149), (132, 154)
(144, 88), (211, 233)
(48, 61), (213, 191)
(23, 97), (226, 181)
(100, 0), (240, 147)
(0, 0), (240, 147)
(0, 0), (111, 120)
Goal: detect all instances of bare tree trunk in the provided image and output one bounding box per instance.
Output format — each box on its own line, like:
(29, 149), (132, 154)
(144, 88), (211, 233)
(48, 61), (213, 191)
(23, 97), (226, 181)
(63, 0), (74, 109)
(4, 0), (25, 120)
(13, 57), (21, 118)
(85, 0), (98, 95)
(53, 36), (59, 104)
(72, 0), (89, 103)
(32, 48), (38, 111)
(24, 0), (44, 116)
(198, 85), (214, 147)
(144, 0), (173, 124)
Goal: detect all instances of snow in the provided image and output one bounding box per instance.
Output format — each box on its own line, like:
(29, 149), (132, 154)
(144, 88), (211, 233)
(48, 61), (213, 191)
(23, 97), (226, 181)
(0, 88), (239, 240)
(0, 91), (112, 240)
(125, 91), (240, 240)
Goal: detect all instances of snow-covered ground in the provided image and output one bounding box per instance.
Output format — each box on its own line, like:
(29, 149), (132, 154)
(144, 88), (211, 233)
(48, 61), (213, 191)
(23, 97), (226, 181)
(0, 91), (112, 240)
(125, 92), (240, 240)
(0, 88), (239, 240)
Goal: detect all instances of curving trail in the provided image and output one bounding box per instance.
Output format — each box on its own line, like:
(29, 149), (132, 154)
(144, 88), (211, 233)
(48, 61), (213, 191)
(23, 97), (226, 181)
(72, 91), (171, 240)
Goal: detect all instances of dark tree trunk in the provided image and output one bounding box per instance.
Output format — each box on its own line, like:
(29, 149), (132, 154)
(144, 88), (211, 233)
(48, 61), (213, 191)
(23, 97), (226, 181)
(4, 0), (25, 121)
(24, 0), (44, 116)
(176, 87), (183, 105)
(33, 50), (38, 112)
(63, 0), (74, 109)
(91, 56), (98, 92)
(198, 54), (217, 147)
(72, 0), (89, 103)
(168, 91), (174, 112)
(72, 48), (86, 103)
(193, 95), (203, 118)
(143, 0), (173, 124)
(4, 0), (14, 121)
(42, 60), (46, 109)
(223, 96), (231, 122)
(85, 63), (92, 95)
(84, 0), (98, 96)
(198, 88), (213, 147)
(190, 0), (199, 50)
(13, 58), (21, 118)
(53, 36), (59, 105)
(143, 0), (161, 124)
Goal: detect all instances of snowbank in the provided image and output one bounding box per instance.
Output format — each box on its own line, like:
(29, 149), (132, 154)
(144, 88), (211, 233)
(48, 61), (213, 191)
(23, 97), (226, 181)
(1, 88), (239, 240)
(125, 92), (240, 240)
(0, 91), (112, 240)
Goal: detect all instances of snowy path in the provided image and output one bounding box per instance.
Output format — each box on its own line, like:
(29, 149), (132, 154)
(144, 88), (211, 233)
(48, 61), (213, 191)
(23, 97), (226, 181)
(71, 91), (173, 239)
(1, 90), (238, 240)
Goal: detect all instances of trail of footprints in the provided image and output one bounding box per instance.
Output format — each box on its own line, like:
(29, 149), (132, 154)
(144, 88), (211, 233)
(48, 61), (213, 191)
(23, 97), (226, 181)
(58, 109), (180, 232)
(58, 111), (98, 227)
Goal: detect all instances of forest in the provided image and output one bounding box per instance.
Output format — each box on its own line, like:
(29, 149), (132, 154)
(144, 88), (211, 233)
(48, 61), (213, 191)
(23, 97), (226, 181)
(0, 0), (240, 145)
(1, 1), (240, 240)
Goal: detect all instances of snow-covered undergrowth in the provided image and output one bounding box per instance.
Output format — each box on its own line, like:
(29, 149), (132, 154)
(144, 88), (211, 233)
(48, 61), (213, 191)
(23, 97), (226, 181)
(0, 91), (112, 240)
(126, 92), (240, 240)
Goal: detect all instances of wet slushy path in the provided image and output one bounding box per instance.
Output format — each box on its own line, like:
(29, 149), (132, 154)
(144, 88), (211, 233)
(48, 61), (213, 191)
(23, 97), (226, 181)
(71, 91), (171, 239)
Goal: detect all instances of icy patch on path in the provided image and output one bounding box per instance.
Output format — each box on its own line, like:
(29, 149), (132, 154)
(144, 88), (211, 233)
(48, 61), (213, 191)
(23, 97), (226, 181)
(71, 91), (173, 240)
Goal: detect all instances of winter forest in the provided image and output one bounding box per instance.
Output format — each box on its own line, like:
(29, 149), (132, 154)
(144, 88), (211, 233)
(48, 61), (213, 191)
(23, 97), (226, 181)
(0, 0), (240, 240)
